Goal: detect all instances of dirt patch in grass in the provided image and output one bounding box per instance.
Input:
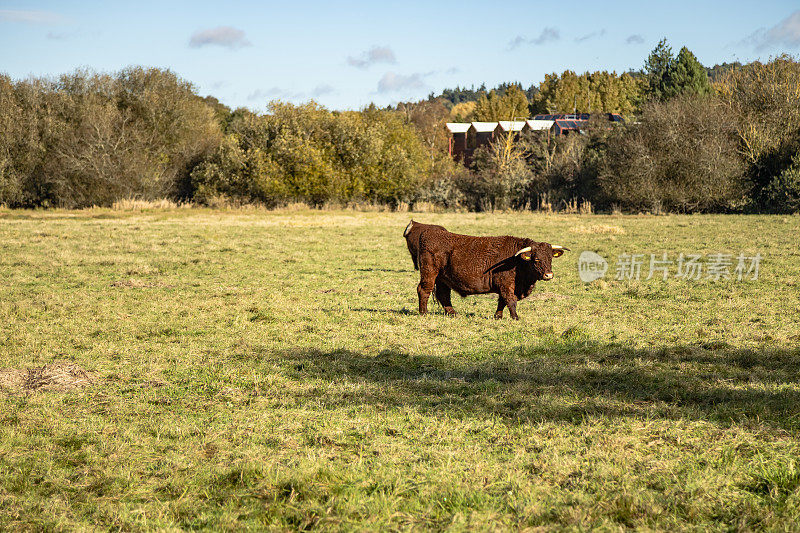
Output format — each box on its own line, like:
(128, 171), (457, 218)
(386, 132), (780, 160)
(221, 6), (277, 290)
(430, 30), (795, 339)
(0, 363), (93, 392)
(570, 224), (626, 235)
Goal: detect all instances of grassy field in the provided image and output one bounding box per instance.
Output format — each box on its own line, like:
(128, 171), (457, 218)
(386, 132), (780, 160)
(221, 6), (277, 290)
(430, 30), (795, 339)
(1, 207), (799, 531)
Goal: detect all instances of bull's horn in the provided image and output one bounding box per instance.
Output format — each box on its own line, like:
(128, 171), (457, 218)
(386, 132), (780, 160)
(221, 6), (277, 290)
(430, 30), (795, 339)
(552, 245), (571, 251)
(515, 246), (532, 256)
(403, 220), (414, 237)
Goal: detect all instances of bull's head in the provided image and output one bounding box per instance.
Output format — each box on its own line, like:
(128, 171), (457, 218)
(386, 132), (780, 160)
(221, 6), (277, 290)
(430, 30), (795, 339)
(515, 243), (570, 281)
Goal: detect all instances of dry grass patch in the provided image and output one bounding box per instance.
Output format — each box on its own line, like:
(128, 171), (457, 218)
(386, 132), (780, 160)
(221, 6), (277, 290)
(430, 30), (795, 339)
(125, 264), (161, 276)
(570, 224), (626, 235)
(0, 363), (93, 392)
(111, 198), (182, 210)
(110, 278), (171, 288)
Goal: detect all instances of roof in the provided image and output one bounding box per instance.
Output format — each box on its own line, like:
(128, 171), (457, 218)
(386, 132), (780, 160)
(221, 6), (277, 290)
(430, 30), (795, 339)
(535, 113), (591, 121)
(445, 122), (471, 134)
(470, 121), (499, 133)
(525, 119), (554, 131)
(554, 119), (588, 130)
(497, 120), (526, 132)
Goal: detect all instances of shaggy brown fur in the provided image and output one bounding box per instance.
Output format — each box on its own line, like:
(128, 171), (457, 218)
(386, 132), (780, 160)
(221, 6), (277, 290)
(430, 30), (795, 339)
(416, 229), (568, 319)
(403, 220), (447, 270)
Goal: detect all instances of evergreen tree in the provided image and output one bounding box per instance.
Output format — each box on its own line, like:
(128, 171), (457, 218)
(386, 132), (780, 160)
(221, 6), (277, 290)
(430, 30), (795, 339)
(644, 39), (710, 100)
(432, 84), (487, 106)
(666, 47), (711, 98)
(644, 38), (674, 100)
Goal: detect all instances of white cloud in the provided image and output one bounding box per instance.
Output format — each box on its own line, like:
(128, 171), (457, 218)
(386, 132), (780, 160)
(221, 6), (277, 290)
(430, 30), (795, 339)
(247, 87), (285, 101)
(377, 72), (427, 93)
(311, 84), (335, 97)
(248, 85), (335, 102)
(508, 27), (560, 49)
(347, 46), (397, 69)
(189, 26), (251, 49)
(743, 10), (800, 51)
(626, 34), (645, 45)
(575, 29), (607, 43)
(0, 9), (64, 25)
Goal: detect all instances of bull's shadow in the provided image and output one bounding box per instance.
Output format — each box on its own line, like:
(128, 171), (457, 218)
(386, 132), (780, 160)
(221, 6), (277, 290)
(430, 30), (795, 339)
(348, 307), (417, 315)
(348, 307), (483, 317)
(355, 268), (410, 273)
(278, 342), (800, 433)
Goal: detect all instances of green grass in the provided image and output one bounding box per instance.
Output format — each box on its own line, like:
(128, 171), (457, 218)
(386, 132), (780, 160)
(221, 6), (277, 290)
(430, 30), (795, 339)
(1, 207), (799, 531)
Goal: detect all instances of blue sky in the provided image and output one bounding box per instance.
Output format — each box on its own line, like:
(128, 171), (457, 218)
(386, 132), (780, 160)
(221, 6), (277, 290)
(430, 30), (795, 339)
(1, 1), (799, 111)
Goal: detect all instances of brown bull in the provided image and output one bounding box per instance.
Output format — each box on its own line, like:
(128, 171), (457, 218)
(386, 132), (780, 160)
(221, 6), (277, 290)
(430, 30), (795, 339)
(416, 229), (569, 319)
(403, 219), (447, 270)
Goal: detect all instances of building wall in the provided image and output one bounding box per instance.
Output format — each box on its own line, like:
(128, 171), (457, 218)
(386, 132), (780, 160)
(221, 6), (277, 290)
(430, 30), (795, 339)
(451, 132), (467, 159)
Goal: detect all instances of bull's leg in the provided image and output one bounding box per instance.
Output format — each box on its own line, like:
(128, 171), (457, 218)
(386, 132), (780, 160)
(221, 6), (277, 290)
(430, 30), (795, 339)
(417, 255), (437, 315)
(500, 288), (519, 320)
(494, 297), (506, 319)
(435, 282), (456, 316)
(506, 299), (519, 320)
(417, 279), (435, 315)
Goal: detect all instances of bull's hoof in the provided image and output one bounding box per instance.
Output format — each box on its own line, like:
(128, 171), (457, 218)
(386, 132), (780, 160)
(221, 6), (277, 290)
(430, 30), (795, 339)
(494, 313), (503, 320)
(444, 308), (457, 316)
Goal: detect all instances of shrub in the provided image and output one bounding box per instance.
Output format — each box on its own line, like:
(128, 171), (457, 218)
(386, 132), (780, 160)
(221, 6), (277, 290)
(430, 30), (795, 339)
(0, 75), (28, 205)
(463, 135), (534, 211)
(414, 157), (469, 209)
(600, 94), (745, 212)
(191, 102), (437, 208)
(190, 135), (288, 207)
(717, 56), (800, 209)
(764, 152), (800, 213)
(0, 68), (222, 208)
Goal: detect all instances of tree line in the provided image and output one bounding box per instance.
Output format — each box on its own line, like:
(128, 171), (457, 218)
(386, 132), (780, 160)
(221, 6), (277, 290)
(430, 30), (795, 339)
(1, 41), (798, 213)
(423, 41), (799, 213)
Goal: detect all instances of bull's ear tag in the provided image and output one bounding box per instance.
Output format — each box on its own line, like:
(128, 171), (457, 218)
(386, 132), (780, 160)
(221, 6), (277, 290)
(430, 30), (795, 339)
(552, 250), (563, 258)
(521, 253), (531, 261)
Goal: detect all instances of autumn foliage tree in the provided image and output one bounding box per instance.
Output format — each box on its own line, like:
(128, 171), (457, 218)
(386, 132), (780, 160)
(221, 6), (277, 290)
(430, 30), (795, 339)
(473, 85), (530, 121)
(191, 101), (444, 207)
(531, 70), (642, 115)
